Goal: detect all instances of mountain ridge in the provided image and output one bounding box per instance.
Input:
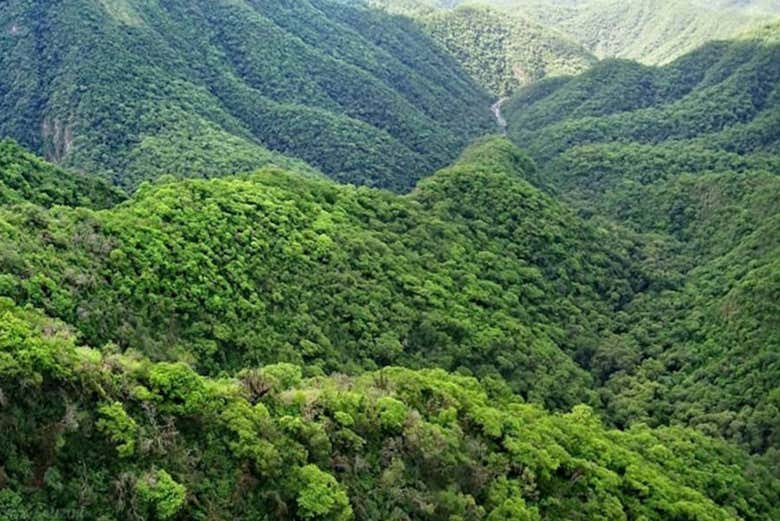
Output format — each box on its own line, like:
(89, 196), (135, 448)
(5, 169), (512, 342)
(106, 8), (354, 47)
(0, 0), (494, 191)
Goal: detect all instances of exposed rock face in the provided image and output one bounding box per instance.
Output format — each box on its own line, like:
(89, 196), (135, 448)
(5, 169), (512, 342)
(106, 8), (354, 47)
(42, 117), (75, 163)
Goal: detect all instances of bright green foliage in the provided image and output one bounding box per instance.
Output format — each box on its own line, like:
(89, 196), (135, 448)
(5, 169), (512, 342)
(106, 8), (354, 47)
(96, 402), (138, 458)
(260, 363), (305, 393)
(134, 469), (187, 520)
(376, 396), (409, 431)
(0, 300), (777, 519)
(486, 496), (539, 521)
(0, 0), (493, 191)
(0, 138), (642, 411)
(144, 363), (209, 416)
(297, 465), (354, 521)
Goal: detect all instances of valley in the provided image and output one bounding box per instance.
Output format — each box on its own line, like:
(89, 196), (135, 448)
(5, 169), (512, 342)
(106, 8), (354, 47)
(0, 1), (778, 520)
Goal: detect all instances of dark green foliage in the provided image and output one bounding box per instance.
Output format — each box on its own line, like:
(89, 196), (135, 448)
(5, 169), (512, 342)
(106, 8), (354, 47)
(0, 0), (494, 191)
(501, 30), (780, 456)
(504, 35), (780, 162)
(0, 299), (777, 520)
(0, 138), (124, 209)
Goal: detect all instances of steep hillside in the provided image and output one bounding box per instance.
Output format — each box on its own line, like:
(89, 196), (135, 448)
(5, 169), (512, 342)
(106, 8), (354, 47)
(0, 0), (494, 191)
(529, 0), (773, 64)
(420, 6), (596, 95)
(700, 0), (780, 13)
(359, 1), (597, 95)
(503, 33), (780, 162)
(397, 0), (777, 65)
(1, 299), (777, 520)
(501, 32), (780, 454)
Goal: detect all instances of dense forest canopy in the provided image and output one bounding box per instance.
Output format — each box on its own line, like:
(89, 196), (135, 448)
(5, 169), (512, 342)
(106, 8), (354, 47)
(0, 0), (494, 191)
(1, 1), (779, 520)
(500, 24), (780, 460)
(2, 297), (777, 520)
(0, 138), (644, 410)
(1, 139), (779, 520)
(355, 0), (597, 95)
(367, 0), (779, 72)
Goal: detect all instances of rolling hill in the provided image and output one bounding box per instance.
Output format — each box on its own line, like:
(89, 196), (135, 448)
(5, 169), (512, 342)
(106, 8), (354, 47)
(0, 138), (645, 410)
(503, 29), (780, 162)
(381, 0), (778, 66)
(535, 0), (776, 64)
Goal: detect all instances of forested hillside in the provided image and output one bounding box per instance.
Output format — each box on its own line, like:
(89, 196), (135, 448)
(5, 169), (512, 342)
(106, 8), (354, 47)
(0, 139), (124, 209)
(0, 0), (494, 191)
(359, 1), (597, 95)
(501, 28), (780, 456)
(377, 0), (778, 69)
(1, 3), (779, 520)
(1, 141), (778, 520)
(511, 0), (775, 64)
(0, 139), (646, 410)
(700, 0), (780, 14)
(503, 30), (780, 162)
(2, 298), (777, 520)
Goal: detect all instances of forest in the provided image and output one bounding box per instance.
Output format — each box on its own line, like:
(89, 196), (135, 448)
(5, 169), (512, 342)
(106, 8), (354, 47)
(1, 136), (778, 520)
(0, 0), (779, 520)
(0, 0), (494, 191)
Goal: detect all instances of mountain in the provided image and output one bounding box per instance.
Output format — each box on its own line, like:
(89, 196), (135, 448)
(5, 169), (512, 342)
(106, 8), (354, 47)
(0, 138), (647, 411)
(6, 138), (777, 519)
(354, 1), (597, 95)
(699, 0), (780, 13)
(1, 4), (779, 520)
(532, 0), (776, 64)
(503, 30), (780, 162)
(500, 29), (780, 454)
(0, 0), (494, 191)
(388, 0), (778, 65)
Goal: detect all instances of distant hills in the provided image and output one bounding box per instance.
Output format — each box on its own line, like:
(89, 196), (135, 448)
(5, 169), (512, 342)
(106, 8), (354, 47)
(368, 0), (779, 75)
(513, 0), (779, 64)
(358, 0), (597, 95)
(503, 27), (780, 161)
(1, 0), (775, 190)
